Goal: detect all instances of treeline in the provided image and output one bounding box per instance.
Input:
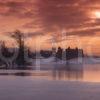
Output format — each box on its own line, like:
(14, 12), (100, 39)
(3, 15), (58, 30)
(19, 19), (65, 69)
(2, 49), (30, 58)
(0, 30), (84, 69)
(0, 30), (34, 69)
(40, 47), (84, 60)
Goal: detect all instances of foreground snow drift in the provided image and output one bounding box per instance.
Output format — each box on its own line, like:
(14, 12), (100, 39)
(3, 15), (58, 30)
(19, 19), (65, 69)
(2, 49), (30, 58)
(0, 76), (100, 100)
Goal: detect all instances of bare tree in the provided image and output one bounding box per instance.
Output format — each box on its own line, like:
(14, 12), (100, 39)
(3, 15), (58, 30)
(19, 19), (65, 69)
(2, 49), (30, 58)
(11, 30), (24, 48)
(10, 30), (25, 66)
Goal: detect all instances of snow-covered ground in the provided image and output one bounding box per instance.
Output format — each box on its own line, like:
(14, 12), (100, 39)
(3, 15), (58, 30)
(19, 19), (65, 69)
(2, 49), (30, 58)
(31, 57), (100, 71)
(39, 57), (100, 64)
(0, 57), (100, 70)
(0, 76), (100, 100)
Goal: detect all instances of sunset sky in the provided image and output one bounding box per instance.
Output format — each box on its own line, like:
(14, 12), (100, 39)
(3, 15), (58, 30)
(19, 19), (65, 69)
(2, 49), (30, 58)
(0, 0), (100, 55)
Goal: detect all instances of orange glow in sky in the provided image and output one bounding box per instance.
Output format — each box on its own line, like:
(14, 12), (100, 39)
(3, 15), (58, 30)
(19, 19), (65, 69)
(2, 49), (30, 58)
(90, 10), (100, 19)
(94, 11), (100, 18)
(0, 0), (99, 55)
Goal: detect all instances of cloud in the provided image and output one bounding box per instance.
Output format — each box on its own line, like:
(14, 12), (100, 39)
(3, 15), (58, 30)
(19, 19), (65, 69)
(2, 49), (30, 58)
(0, 0), (38, 18)
(20, 0), (100, 37)
(0, 0), (100, 38)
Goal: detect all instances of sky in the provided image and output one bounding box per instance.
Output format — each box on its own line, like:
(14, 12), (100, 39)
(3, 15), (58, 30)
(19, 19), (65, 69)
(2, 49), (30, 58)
(0, 0), (100, 55)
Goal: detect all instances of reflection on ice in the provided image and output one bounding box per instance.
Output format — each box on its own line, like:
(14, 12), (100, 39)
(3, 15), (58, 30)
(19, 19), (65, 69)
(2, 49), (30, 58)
(0, 57), (100, 82)
(0, 63), (84, 81)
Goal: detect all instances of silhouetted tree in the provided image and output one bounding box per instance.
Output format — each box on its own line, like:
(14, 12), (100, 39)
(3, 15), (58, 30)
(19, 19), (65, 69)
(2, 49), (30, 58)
(0, 41), (14, 69)
(65, 47), (83, 60)
(40, 50), (52, 58)
(56, 47), (63, 60)
(11, 30), (25, 66)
